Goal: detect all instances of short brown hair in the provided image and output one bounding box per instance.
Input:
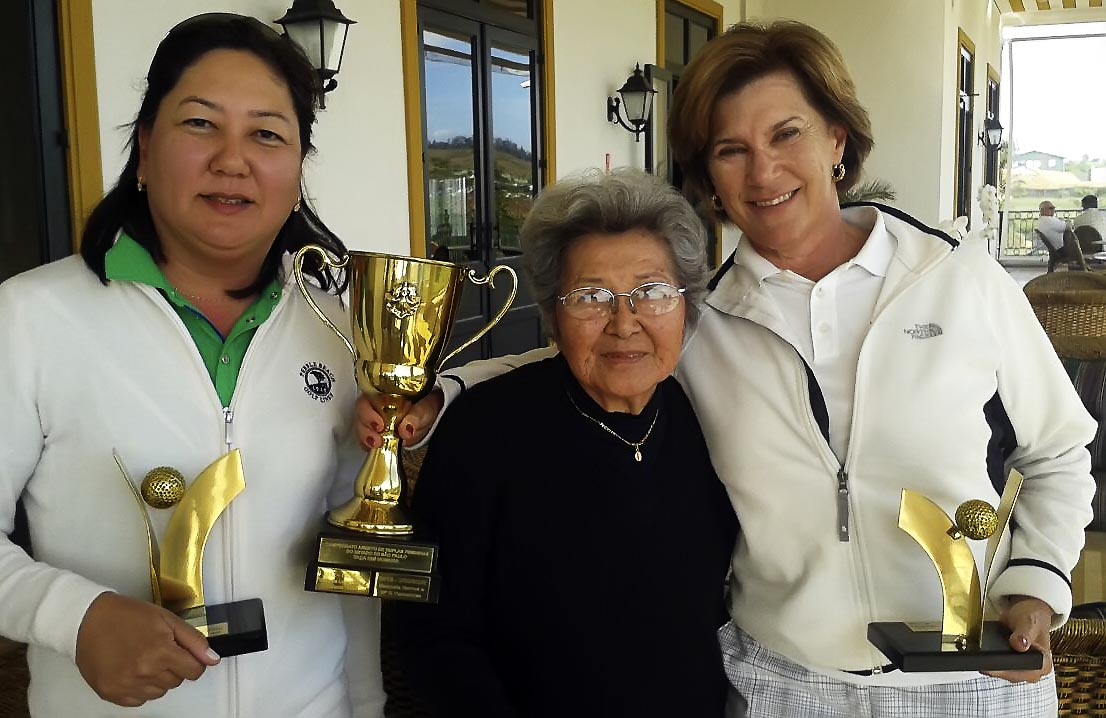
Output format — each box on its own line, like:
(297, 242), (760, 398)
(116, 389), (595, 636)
(668, 20), (875, 217)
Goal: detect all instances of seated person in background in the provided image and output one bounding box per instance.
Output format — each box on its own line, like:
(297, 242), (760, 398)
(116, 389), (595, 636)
(396, 169), (738, 718)
(1074, 194), (1106, 240)
(1035, 200), (1068, 252)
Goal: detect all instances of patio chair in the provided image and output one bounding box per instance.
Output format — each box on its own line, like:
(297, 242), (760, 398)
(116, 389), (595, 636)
(1051, 611), (1106, 717)
(1025, 276), (1106, 360)
(1076, 224), (1105, 254)
(1064, 229), (1092, 271)
(1035, 229), (1064, 273)
(1054, 363), (1106, 716)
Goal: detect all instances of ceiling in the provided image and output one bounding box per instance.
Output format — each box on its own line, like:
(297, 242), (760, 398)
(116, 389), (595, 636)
(996, 0), (1103, 12)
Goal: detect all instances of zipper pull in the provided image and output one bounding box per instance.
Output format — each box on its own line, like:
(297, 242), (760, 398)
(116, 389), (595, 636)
(837, 467), (850, 542)
(223, 407), (234, 450)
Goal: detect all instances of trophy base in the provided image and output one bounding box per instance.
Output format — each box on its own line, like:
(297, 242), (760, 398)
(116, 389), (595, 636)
(305, 527), (439, 604)
(326, 501), (414, 536)
(177, 599), (267, 657)
(867, 621), (1043, 672)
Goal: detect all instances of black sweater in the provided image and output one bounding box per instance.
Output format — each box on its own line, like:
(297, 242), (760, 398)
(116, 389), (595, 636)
(398, 355), (738, 718)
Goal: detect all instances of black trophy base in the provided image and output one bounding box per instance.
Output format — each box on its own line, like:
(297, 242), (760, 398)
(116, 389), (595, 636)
(178, 599), (267, 657)
(305, 526), (440, 604)
(867, 621), (1043, 672)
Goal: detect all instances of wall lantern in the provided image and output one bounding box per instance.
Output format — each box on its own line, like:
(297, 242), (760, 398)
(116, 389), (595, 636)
(606, 64), (656, 142)
(978, 116), (1003, 149)
(275, 0), (355, 107)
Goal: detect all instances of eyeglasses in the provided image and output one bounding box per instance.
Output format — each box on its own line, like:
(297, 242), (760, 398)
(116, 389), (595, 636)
(557, 282), (686, 320)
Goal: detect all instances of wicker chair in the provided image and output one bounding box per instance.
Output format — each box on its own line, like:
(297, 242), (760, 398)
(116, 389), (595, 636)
(1052, 611), (1106, 716)
(1025, 274), (1106, 361)
(1027, 278), (1106, 714)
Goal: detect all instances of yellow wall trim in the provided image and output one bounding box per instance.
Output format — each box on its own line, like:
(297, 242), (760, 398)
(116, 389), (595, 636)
(400, 0), (426, 257)
(57, 0), (103, 250)
(657, 0), (724, 69)
(541, 0), (556, 184)
(953, 28), (975, 216)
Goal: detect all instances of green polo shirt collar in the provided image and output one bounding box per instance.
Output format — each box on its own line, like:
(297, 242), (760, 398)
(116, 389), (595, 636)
(104, 233), (282, 406)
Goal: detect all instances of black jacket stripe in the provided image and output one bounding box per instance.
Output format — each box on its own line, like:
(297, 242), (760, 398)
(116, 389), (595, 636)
(441, 374), (466, 392)
(984, 392), (1018, 496)
(708, 249), (737, 291)
(1007, 558), (1073, 589)
(840, 201), (959, 248)
(804, 362), (830, 445)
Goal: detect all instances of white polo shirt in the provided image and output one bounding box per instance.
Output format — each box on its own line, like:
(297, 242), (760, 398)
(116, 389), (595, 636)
(735, 208), (895, 460)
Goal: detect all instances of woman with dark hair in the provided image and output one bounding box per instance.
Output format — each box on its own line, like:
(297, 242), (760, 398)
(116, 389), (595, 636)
(0, 13), (384, 717)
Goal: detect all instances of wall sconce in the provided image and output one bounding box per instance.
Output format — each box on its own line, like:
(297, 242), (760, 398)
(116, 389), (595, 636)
(275, 0), (356, 108)
(607, 64), (656, 142)
(978, 116), (1003, 149)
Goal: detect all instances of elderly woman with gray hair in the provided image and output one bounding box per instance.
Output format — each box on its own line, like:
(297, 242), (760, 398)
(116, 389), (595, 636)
(395, 169), (737, 718)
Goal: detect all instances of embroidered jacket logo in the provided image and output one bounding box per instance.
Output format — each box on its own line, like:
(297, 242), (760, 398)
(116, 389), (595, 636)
(904, 323), (943, 340)
(300, 362), (336, 402)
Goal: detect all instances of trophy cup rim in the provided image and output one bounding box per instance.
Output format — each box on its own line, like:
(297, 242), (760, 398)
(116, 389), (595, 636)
(345, 249), (461, 270)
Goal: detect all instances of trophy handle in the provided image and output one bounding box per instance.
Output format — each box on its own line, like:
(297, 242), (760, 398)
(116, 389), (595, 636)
(439, 264), (518, 368)
(293, 244), (354, 357)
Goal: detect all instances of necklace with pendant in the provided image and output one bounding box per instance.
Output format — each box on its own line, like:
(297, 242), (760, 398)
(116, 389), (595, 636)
(565, 390), (659, 462)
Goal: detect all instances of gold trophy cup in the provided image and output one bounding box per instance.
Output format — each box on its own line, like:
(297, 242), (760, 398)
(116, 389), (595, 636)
(294, 247), (517, 602)
(867, 470), (1043, 671)
(114, 449), (267, 656)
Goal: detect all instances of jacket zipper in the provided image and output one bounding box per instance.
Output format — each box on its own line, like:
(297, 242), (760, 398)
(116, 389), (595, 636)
(223, 407), (234, 450)
(836, 467), (850, 542)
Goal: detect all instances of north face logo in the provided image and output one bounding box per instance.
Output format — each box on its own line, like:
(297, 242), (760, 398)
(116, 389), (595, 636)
(904, 323), (943, 339)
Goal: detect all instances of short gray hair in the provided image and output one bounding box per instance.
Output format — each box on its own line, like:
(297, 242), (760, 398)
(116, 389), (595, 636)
(521, 168), (710, 342)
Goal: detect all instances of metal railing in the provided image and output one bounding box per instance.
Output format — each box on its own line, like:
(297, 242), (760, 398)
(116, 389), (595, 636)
(999, 209), (1082, 259)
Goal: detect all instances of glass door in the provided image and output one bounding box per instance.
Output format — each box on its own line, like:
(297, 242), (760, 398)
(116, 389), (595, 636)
(418, 7), (544, 366)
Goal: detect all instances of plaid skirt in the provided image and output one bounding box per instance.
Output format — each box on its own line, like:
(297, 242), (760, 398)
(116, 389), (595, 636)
(719, 622), (1058, 718)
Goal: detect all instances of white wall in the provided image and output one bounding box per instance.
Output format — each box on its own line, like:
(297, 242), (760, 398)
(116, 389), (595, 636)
(90, 0), (743, 255)
(91, 0), (411, 253)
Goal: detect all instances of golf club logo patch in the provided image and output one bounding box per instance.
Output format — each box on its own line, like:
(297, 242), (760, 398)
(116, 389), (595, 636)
(301, 362), (335, 403)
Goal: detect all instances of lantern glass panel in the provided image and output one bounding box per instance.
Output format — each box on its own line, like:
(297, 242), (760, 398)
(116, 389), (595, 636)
(621, 90), (649, 125)
(287, 19), (348, 74)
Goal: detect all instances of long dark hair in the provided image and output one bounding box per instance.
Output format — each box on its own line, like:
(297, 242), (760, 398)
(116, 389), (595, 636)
(80, 12), (347, 296)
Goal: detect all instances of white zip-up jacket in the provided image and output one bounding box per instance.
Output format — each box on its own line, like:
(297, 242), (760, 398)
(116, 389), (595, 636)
(433, 204), (1097, 684)
(678, 204), (1096, 680)
(0, 256), (385, 717)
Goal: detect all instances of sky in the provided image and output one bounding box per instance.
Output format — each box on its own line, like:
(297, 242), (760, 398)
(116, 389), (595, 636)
(1007, 24), (1106, 161)
(421, 31), (533, 150)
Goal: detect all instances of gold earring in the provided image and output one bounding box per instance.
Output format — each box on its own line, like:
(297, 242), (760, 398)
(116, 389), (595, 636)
(831, 163), (846, 183)
(293, 198), (301, 213)
(137, 177), (146, 192)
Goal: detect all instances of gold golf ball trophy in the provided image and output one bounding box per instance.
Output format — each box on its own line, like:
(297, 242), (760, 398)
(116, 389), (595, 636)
(867, 470), (1044, 671)
(114, 449), (267, 656)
